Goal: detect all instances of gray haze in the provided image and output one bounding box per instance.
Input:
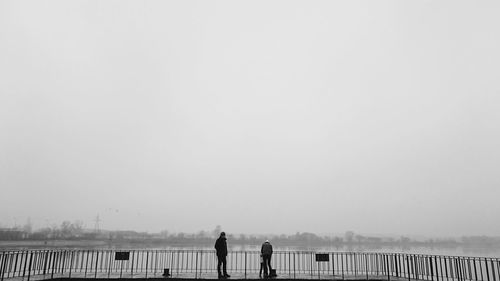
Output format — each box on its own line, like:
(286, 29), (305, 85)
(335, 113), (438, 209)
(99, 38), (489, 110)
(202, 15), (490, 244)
(1, 1), (499, 237)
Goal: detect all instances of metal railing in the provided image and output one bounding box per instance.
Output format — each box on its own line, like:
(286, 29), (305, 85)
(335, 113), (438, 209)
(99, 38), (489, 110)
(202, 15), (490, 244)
(1, 249), (499, 281)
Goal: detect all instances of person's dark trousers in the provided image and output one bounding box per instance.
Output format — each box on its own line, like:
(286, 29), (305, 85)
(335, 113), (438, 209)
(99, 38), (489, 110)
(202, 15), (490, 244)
(217, 255), (227, 278)
(262, 254), (272, 278)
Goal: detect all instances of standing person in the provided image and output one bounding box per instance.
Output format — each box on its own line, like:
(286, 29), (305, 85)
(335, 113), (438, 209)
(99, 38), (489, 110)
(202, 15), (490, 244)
(214, 232), (230, 279)
(261, 240), (273, 278)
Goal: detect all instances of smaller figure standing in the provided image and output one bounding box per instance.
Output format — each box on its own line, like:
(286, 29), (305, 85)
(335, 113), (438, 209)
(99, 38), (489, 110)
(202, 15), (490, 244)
(261, 240), (273, 278)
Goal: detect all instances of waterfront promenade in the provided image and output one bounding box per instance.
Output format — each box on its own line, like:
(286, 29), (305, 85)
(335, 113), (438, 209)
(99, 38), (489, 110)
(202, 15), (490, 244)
(1, 250), (499, 281)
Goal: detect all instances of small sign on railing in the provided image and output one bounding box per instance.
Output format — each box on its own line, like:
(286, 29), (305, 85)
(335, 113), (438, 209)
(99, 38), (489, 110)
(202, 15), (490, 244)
(315, 253), (329, 262)
(115, 251), (130, 260)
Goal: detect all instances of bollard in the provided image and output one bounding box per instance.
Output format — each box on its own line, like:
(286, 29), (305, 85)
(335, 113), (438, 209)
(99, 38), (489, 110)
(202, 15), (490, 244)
(162, 268), (170, 277)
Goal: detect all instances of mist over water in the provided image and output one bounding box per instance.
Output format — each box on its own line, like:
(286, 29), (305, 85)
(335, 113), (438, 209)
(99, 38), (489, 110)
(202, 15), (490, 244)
(1, 1), (500, 259)
(2, 240), (499, 258)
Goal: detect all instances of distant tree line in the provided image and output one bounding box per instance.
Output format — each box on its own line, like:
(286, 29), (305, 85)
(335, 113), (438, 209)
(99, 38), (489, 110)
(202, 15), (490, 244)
(2, 222), (500, 248)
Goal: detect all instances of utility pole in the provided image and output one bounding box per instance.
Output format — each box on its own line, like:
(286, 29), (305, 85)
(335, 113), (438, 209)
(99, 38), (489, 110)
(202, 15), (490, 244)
(94, 215), (101, 234)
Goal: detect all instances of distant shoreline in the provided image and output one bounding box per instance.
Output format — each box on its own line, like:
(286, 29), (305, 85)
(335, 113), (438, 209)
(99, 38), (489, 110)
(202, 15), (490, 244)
(1, 239), (499, 258)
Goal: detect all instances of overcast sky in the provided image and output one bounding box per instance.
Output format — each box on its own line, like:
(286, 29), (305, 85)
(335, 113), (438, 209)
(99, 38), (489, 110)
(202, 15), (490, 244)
(1, 1), (499, 237)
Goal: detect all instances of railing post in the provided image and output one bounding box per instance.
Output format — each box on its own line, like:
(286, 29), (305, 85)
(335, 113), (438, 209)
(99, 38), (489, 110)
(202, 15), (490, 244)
(375, 253), (379, 276)
(430, 256), (434, 281)
(107, 250), (112, 278)
(395, 254), (399, 277)
(12, 252), (19, 278)
(332, 253), (335, 278)
(145, 251), (149, 278)
(341, 253), (344, 280)
(293, 252), (296, 279)
(22, 251), (28, 278)
(176, 251), (179, 276)
(3, 253), (10, 280)
(51, 251), (57, 280)
(318, 254), (321, 280)
(200, 250), (203, 278)
(310, 252), (313, 279)
(406, 255), (411, 281)
(365, 254), (369, 280)
(26, 252), (33, 281)
(414, 255), (418, 280)
(435, 256), (440, 281)
(169, 251), (173, 277)
(386, 255), (390, 281)
(1, 252), (9, 281)
(69, 251), (74, 278)
(0, 252), (3, 281)
(42, 250), (48, 277)
(445, 256), (450, 281)
(61, 250), (66, 276)
(94, 251), (99, 279)
(120, 260), (124, 279)
(131, 250), (134, 277)
(84, 250), (89, 278)
(244, 252), (247, 279)
(0, 252), (4, 281)
(154, 250), (158, 277)
(491, 260), (496, 281)
(195, 251), (199, 279)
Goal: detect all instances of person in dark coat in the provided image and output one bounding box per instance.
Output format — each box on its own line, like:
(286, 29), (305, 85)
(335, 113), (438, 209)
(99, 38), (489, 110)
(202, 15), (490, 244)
(214, 232), (230, 278)
(261, 240), (273, 278)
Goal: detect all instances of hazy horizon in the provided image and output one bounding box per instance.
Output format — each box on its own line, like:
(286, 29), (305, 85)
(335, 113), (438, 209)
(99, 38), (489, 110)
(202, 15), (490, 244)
(3, 219), (490, 239)
(1, 1), (500, 238)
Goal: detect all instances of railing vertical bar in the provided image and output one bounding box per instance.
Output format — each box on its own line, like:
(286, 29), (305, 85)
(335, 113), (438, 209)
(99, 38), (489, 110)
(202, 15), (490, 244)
(467, 258), (472, 281)
(13, 252), (19, 278)
(25, 252), (32, 281)
(0, 252), (7, 281)
(35, 251), (41, 276)
(43, 250), (49, 277)
(69, 251), (74, 279)
(145, 250), (149, 278)
(491, 260), (496, 281)
(51, 251), (57, 280)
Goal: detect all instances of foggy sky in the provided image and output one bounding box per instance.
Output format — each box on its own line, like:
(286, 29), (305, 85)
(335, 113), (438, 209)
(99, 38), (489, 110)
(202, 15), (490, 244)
(1, 1), (499, 237)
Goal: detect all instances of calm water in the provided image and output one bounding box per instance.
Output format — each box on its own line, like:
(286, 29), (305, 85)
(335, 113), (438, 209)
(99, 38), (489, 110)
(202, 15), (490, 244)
(2, 241), (499, 258)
